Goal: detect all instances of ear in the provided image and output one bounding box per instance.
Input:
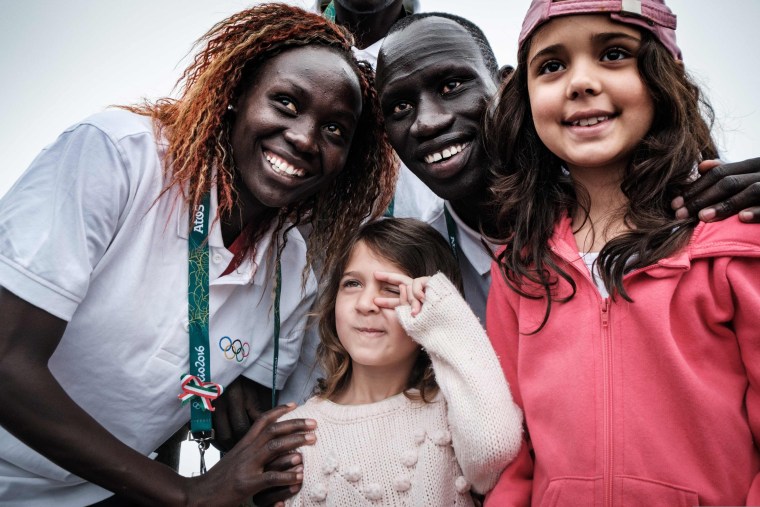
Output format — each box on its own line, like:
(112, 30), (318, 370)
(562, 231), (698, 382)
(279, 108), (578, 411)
(498, 64), (515, 83)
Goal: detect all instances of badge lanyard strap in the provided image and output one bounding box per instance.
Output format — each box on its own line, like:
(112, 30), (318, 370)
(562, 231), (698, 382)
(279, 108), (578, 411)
(185, 193), (282, 442)
(443, 205), (459, 262)
(187, 192), (214, 437)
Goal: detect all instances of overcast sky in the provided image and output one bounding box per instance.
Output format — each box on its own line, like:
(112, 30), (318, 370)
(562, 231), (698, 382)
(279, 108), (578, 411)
(2, 1), (758, 198)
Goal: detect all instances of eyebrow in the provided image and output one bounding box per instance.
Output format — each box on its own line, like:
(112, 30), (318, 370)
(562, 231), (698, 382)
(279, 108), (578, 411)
(281, 77), (360, 123)
(529, 31), (641, 67)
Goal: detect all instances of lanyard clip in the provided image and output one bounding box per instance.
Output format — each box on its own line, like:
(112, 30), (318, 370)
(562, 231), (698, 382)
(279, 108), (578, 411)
(187, 430), (215, 475)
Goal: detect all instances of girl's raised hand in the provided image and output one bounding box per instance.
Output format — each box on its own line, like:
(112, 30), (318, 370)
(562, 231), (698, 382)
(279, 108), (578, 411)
(374, 271), (430, 316)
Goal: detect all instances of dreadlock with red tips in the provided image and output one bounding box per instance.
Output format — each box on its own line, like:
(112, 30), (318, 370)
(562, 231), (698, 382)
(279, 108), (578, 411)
(124, 3), (396, 277)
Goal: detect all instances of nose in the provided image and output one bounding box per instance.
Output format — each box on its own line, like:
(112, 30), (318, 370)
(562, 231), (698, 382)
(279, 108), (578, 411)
(565, 59), (601, 100)
(355, 287), (379, 314)
(410, 96), (455, 139)
(283, 120), (319, 155)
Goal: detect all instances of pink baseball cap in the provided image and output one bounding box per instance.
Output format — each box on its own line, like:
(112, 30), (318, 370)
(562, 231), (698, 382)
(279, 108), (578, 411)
(518, 0), (681, 60)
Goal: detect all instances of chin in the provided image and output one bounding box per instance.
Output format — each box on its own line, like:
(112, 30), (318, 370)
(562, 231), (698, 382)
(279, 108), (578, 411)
(428, 170), (487, 202)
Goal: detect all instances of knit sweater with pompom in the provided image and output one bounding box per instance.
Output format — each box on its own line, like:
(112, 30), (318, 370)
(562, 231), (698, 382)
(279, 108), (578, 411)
(282, 273), (523, 506)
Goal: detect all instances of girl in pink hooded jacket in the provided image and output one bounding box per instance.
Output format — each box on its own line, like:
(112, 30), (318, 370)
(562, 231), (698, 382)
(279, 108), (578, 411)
(484, 0), (760, 505)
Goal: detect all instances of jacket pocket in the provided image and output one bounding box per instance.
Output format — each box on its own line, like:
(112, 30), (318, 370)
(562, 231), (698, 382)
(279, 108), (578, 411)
(539, 476), (699, 506)
(617, 476), (699, 506)
(540, 477), (597, 507)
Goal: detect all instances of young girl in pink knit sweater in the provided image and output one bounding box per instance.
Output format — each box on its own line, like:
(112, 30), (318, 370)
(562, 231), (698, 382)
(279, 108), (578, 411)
(484, 0), (760, 505)
(276, 218), (522, 506)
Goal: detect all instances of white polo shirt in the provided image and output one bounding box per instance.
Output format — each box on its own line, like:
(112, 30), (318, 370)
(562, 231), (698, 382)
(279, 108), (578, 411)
(0, 110), (316, 505)
(427, 201), (494, 323)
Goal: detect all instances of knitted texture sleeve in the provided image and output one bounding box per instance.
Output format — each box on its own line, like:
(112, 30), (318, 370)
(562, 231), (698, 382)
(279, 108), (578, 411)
(396, 273), (523, 494)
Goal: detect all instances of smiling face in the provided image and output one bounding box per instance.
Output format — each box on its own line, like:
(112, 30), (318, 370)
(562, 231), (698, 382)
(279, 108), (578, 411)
(527, 15), (654, 176)
(377, 17), (498, 201)
(334, 241), (419, 375)
(230, 45), (362, 212)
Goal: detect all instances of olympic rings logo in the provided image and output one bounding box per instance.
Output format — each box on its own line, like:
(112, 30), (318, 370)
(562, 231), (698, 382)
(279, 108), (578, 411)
(218, 336), (250, 362)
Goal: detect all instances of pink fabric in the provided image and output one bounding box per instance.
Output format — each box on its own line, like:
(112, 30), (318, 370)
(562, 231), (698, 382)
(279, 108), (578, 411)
(486, 215), (760, 506)
(518, 0), (682, 60)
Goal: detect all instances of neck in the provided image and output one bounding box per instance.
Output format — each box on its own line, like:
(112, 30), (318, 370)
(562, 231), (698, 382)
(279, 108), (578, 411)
(448, 180), (496, 236)
(569, 164), (629, 252)
(219, 187), (269, 248)
(333, 1), (405, 49)
(332, 362), (413, 405)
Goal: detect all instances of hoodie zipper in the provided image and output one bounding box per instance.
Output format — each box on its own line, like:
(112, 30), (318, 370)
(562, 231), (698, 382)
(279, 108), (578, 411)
(600, 298), (612, 507)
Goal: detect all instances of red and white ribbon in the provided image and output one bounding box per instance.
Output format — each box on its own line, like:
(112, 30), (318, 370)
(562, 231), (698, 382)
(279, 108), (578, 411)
(178, 374), (224, 411)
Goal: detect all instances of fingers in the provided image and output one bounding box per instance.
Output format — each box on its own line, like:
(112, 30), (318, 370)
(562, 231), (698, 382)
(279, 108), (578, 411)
(375, 296), (402, 309)
(739, 206), (760, 223)
(410, 277), (429, 303)
(374, 273), (432, 316)
(211, 406), (233, 452)
(407, 282), (422, 316)
(407, 277), (430, 316)
(265, 452), (302, 472)
(247, 468), (304, 502)
(693, 175), (760, 222)
(697, 158), (722, 175)
(247, 407), (317, 458)
(252, 478), (304, 507)
(399, 282), (409, 307)
(212, 376), (261, 451)
(374, 270), (413, 286)
(676, 158), (760, 221)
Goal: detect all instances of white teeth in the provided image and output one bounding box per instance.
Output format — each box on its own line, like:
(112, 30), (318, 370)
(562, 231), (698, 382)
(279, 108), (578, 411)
(572, 116), (609, 127)
(265, 152), (306, 178)
(424, 143), (468, 164)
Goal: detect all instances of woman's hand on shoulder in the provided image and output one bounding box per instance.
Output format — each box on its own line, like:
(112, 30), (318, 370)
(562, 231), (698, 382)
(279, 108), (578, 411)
(373, 271), (430, 316)
(673, 157), (760, 223)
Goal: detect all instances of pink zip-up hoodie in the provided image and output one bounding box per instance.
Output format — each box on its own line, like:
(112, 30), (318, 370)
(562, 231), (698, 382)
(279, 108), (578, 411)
(486, 215), (760, 506)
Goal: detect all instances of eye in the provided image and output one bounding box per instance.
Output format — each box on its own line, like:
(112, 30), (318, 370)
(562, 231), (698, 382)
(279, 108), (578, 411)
(392, 101), (412, 115)
(276, 96), (298, 114)
(382, 285), (401, 296)
(323, 123), (344, 137)
(441, 80), (462, 94)
(601, 47), (631, 62)
(538, 60), (565, 75)
(340, 278), (361, 290)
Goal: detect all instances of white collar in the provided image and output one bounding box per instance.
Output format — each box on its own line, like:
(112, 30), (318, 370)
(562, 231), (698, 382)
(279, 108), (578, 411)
(444, 202), (495, 276)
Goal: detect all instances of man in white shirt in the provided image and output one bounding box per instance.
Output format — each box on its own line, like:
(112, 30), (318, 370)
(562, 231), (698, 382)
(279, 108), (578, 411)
(376, 13), (513, 322)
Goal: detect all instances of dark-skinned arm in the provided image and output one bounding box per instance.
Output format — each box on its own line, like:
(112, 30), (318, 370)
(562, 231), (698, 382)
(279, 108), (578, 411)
(0, 288), (314, 507)
(673, 157), (760, 222)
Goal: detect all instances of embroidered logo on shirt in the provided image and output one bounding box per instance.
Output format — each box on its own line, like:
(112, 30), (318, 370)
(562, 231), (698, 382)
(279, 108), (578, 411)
(218, 336), (250, 362)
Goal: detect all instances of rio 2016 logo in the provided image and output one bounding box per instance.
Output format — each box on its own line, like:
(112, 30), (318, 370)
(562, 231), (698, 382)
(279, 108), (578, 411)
(218, 336), (250, 362)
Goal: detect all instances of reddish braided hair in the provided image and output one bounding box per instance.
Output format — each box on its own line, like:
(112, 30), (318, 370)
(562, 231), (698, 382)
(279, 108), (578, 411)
(124, 3), (396, 276)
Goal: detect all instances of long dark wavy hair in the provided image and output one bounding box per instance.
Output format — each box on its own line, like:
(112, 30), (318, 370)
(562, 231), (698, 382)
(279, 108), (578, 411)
(122, 3), (396, 277)
(315, 218), (464, 402)
(485, 29), (717, 332)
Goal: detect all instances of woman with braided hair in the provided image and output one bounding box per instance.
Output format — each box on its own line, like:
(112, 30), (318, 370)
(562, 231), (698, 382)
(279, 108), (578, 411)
(0, 3), (395, 505)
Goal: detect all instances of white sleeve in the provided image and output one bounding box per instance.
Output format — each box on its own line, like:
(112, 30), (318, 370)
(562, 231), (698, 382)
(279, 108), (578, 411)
(396, 273), (523, 494)
(0, 121), (133, 320)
